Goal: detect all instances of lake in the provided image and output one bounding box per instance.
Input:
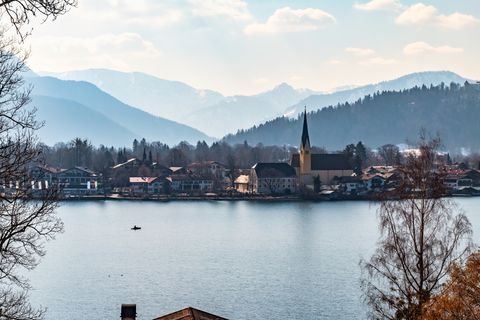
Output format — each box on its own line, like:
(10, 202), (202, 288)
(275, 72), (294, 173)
(28, 199), (480, 320)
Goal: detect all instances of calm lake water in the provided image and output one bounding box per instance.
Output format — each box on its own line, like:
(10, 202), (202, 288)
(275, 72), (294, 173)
(28, 199), (480, 320)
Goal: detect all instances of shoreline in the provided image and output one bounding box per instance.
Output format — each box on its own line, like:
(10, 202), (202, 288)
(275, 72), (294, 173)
(59, 193), (480, 203)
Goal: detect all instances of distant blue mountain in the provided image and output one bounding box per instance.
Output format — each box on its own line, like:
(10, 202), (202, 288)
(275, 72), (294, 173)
(47, 69), (225, 122)
(32, 95), (137, 146)
(183, 82), (319, 137)
(36, 69), (473, 141)
(26, 76), (212, 147)
(48, 69), (319, 137)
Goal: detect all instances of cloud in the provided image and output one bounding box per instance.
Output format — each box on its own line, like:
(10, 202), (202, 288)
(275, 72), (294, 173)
(124, 9), (184, 27)
(436, 13), (479, 30)
(28, 33), (161, 72)
(326, 59), (344, 65)
(403, 41), (464, 55)
(359, 57), (397, 65)
(244, 7), (335, 35)
(346, 47), (375, 56)
(396, 3), (479, 29)
(354, 0), (403, 11)
(77, 0), (185, 27)
(189, 0), (252, 21)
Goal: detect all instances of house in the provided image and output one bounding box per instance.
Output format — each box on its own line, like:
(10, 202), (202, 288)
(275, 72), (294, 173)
(170, 174), (213, 193)
(129, 177), (170, 195)
(188, 161), (230, 190)
(120, 304), (228, 320)
(56, 167), (100, 195)
(27, 165), (101, 195)
(290, 111), (353, 186)
(152, 307), (228, 320)
(362, 174), (387, 191)
(29, 164), (63, 190)
(249, 162), (297, 194)
(188, 161), (227, 178)
(335, 176), (364, 194)
(234, 174), (249, 193)
(444, 176), (459, 190)
(462, 169), (480, 186)
(360, 166), (403, 191)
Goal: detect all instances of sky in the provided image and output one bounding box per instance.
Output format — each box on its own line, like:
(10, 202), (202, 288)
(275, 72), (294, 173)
(25, 0), (480, 95)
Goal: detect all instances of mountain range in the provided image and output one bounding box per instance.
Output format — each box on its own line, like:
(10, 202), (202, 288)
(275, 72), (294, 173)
(224, 82), (480, 152)
(47, 69), (225, 122)
(28, 68), (476, 149)
(27, 76), (212, 147)
(48, 69), (470, 138)
(283, 71), (470, 117)
(47, 69), (318, 137)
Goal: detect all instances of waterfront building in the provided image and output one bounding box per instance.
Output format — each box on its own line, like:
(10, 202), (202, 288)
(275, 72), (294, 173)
(249, 162), (297, 194)
(335, 176), (365, 195)
(188, 161), (227, 178)
(30, 164), (63, 190)
(56, 167), (100, 195)
(234, 174), (250, 193)
(290, 111), (353, 186)
(188, 160), (230, 189)
(169, 174), (214, 193)
(129, 176), (170, 195)
(29, 165), (100, 196)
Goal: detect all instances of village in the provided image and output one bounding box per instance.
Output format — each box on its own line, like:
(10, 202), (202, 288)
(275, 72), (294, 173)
(26, 113), (480, 200)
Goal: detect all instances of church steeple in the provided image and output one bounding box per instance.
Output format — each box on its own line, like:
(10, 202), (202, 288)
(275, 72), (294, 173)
(299, 107), (311, 175)
(301, 107), (311, 149)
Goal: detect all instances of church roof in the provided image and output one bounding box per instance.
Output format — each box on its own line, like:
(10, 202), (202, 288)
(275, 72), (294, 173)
(252, 162), (297, 178)
(291, 153), (352, 171)
(301, 110), (310, 148)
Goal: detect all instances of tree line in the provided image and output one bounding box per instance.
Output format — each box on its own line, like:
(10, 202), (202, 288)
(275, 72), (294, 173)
(37, 137), (480, 176)
(224, 82), (480, 152)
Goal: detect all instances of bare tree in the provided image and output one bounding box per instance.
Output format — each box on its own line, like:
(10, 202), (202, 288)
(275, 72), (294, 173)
(361, 137), (473, 320)
(0, 1), (76, 318)
(0, 35), (63, 320)
(378, 144), (401, 166)
(0, 0), (77, 39)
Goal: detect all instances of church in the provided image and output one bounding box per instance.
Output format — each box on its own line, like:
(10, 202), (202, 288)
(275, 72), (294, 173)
(290, 111), (353, 186)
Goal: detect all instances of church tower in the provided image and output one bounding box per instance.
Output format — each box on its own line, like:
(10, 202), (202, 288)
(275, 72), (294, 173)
(299, 109), (311, 175)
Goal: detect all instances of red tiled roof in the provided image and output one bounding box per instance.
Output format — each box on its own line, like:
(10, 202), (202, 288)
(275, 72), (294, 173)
(152, 307), (228, 320)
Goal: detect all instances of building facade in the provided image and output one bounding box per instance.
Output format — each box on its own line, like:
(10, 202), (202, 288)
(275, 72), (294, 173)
(249, 163), (297, 194)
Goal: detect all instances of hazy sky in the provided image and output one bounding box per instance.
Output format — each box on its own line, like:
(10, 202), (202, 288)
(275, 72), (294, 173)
(26, 0), (480, 95)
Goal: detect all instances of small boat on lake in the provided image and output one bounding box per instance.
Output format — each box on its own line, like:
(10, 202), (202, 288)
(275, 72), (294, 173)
(131, 225), (141, 230)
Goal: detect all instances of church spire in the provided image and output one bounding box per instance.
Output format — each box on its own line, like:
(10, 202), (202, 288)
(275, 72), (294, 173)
(301, 107), (310, 149)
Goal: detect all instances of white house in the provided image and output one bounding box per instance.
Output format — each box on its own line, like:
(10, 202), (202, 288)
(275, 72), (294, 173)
(249, 163), (297, 195)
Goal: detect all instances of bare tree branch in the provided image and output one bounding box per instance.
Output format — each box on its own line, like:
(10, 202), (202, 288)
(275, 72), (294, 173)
(361, 137), (473, 320)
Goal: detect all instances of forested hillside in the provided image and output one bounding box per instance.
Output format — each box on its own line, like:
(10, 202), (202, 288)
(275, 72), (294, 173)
(224, 82), (480, 152)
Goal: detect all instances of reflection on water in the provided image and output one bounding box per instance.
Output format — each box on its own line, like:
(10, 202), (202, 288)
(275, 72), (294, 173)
(28, 199), (480, 320)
